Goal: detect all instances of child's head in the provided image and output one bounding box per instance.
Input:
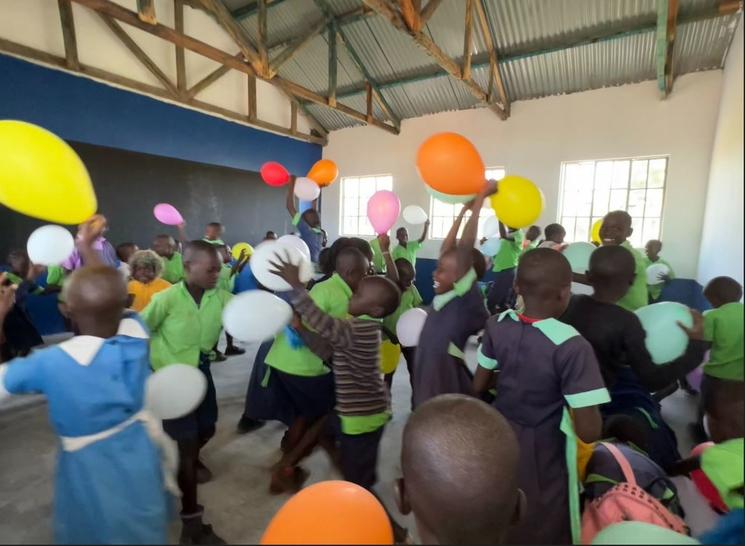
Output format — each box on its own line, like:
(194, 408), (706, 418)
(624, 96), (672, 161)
(116, 242), (138, 264)
(586, 246), (636, 301)
(645, 239), (662, 260)
(204, 222), (224, 241)
(703, 276), (743, 308)
(703, 377), (745, 443)
(152, 234), (176, 259)
(433, 249), (459, 295)
(515, 248), (572, 317)
(525, 225), (541, 242)
(599, 210), (632, 246)
(334, 247), (369, 292)
(301, 209), (321, 228)
(348, 276), (400, 318)
(63, 266), (128, 335)
(396, 258), (416, 290)
(183, 240), (221, 290)
(399, 394), (523, 544)
(472, 248), (487, 280)
(129, 249), (163, 285)
(7, 250), (30, 277)
(215, 243), (231, 264)
(264, 230), (278, 241)
(396, 227), (409, 245)
(544, 223), (566, 245)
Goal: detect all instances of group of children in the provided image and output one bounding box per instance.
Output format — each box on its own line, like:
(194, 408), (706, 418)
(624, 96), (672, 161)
(0, 174), (742, 545)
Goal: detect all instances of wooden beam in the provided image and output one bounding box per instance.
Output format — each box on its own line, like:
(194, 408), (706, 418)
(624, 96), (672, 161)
(97, 13), (179, 97)
(174, 0), (186, 96)
(656, 0), (679, 97)
(399, 0), (421, 32)
(247, 73), (257, 121)
(473, 0), (509, 113)
(366, 82), (373, 123)
(232, 0), (289, 20)
(137, 0), (156, 24)
(328, 23), (337, 107)
(462, 0), (473, 80)
(420, 0), (444, 25)
(186, 62), (233, 99)
(57, 0), (80, 70)
(197, 0), (262, 72)
(268, 18), (327, 77)
(290, 100), (298, 135)
(257, 0), (268, 71)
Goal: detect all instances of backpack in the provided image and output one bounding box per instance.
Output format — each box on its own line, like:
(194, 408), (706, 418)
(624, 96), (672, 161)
(581, 442), (689, 544)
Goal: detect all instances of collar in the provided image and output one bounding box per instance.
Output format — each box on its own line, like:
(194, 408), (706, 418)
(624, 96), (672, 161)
(329, 273), (353, 299)
(58, 317), (149, 366)
(177, 281), (218, 305)
(357, 314), (382, 323)
(432, 268), (477, 311)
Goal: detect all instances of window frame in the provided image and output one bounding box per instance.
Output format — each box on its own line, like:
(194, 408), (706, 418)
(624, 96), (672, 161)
(338, 173), (394, 237)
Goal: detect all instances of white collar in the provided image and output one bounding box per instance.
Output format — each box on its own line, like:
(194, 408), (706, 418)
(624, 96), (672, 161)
(58, 317), (149, 366)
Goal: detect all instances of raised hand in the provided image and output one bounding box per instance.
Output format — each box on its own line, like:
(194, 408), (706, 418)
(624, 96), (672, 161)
(268, 251), (303, 289)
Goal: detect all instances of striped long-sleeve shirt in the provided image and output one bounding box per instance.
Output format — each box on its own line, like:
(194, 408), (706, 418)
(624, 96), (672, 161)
(292, 289), (389, 418)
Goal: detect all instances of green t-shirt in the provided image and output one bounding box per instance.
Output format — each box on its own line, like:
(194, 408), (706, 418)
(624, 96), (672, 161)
(491, 230), (524, 272)
(700, 438), (744, 510)
(617, 241), (649, 312)
(46, 265), (65, 287)
(218, 264), (235, 293)
(392, 241), (423, 267)
(642, 256), (675, 301)
(383, 284), (423, 335)
(202, 237), (225, 246)
(369, 238), (386, 273)
(264, 273), (352, 376)
(141, 281), (233, 370)
(161, 252), (184, 284)
(703, 302), (744, 381)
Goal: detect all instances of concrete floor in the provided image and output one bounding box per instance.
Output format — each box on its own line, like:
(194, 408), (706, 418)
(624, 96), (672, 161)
(0, 338), (699, 544)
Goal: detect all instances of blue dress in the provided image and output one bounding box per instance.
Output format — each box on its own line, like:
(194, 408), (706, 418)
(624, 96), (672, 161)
(0, 316), (171, 544)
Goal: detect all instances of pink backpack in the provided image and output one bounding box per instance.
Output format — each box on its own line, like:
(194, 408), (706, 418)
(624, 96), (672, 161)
(581, 442), (689, 544)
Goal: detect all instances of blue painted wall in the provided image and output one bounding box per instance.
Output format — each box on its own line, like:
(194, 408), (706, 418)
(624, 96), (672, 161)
(0, 54), (321, 174)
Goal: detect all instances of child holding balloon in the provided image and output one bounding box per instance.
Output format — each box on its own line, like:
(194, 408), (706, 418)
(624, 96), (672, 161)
(485, 220), (524, 314)
(643, 239), (675, 303)
(392, 222), (430, 267)
(286, 176), (324, 264)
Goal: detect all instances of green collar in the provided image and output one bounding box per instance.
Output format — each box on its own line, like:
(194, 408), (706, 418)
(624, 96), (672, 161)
(497, 309), (580, 345)
(329, 273), (353, 299)
(357, 314), (382, 323)
(432, 268), (477, 311)
(177, 280), (219, 306)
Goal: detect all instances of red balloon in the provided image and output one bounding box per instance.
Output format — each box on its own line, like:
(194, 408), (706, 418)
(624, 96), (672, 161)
(261, 162), (290, 187)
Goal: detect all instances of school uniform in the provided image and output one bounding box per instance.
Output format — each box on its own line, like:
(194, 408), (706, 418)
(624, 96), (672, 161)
(369, 237), (386, 273)
(383, 284), (423, 379)
(477, 310), (609, 544)
(127, 278), (172, 312)
(700, 438), (744, 511)
(292, 212), (323, 264)
(141, 282), (232, 443)
(201, 237), (225, 246)
(412, 269), (488, 408)
(62, 236), (119, 270)
(642, 256), (675, 302)
(702, 302), (744, 381)
(392, 241), (423, 268)
(617, 241), (648, 312)
(217, 264), (235, 292)
(0, 315), (175, 544)
(486, 230), (523, 313)
(160, 252), (184, 284)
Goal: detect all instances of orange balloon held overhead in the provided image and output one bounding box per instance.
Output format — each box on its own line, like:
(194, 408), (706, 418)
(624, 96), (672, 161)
(260, 481), (393, 545)
(416, 132), (485, 196)
(307, 159), (339, 187)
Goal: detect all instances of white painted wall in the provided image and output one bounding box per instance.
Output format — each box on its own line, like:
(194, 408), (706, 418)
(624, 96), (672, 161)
(697, 19), (744, 287)
(322, 71), (723, 278)
(0, 0), (311, 137)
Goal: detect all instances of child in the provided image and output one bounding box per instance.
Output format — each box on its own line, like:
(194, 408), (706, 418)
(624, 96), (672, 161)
(62, 214), (119, 271)
(474, 248), (609, 544)
(286, 177), (324, 264)
(538, 223), (567, 250)
(152, 234), (184, 284)
(202, 222), (225, 246)
(392, 221), (430, 268)
(1, 250), (44, 359)
(127, 249), (171, 312)
(412, 182), (494, 408)
(398, 394), (524, 544)
(369, 236), (387, 274)
(522, 225), (541, 252)
(486, 220), (524, 314)
(644, 239), (675, 303)
(0, 227), (174, 544)
(141, 240), (232, 544)
(702, 276), (743, 383)
(116, 241), (138, 280)
(264, 230), (278, 241)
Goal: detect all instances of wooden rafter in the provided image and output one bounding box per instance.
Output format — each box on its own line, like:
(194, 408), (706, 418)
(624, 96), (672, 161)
(197, 0), (263, 73)
(462, 0), (473, 80)
(656, 0), (679, 97)
(186, 61), (234, 99)
(247, 73), (257, 121)
(399, 0), (421, 32)
(420, 0), (444, 25)
(137, 0), (156, 24)
(232, 0), (289, 21)
(328, 23), (337, 107)
(290, 100), (298, 134)
(473, 0), (509, 113)
(257, 0), (268, 71)
(57, 0), (80, 70)
(268, 18), (328, 77)
(366, 83), (373, 122)
(174, 0), (186, 96)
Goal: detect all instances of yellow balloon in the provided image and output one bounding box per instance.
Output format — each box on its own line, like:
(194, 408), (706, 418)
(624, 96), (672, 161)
(489, 175), (544, 229)
(0, 121), (96, 224)
(591, 219), (603, 244)
(232, 242), (254, 261)
(379, 340), (401, 375)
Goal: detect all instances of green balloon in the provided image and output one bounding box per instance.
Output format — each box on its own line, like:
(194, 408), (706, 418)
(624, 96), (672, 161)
(427, 187), (475, 204)
(635, 302), (693, 364)
(563, 242), (596, 274)
(592, 522), (699, 545)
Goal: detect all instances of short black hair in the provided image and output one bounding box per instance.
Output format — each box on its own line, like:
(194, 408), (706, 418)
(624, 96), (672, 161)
(544, 223), (566, 239)
(588, 245), (635, 283)
(115, 242), (137, 262)
(7, 249), (28, 263)
(704, 276), (743, 304)
(207, 222), (223, 228)
(335, 246), (367, 276)
(516, 247), (572, 296)
(154, 233), (174, 242)
(362, 276), (401, 317)
(183, 239), (220, 262)
(471, 248), (487, 280)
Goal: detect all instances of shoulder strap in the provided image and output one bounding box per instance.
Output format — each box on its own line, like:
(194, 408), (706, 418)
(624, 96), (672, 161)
(600, 442), (637, 486)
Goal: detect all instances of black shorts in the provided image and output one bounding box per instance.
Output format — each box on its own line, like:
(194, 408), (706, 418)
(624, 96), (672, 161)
(163, 357), (218, 444)
(268, 368), (335, 421)
(333, 416), (385, 490)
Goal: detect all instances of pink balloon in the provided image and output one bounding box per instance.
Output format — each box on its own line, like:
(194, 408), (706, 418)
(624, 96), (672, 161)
(153, 203), (184, 226)
(367, 190), (401, 235)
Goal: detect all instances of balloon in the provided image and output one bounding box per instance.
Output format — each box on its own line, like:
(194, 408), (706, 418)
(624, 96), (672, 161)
(396, 308), (427, 347)
(223, 290), (292, 343)
(380, 340), (402, 374)
(480, 237), (503, 257)
(563, 242), (596, 274)
(0, 120), (97, 224)
(591, 521), (699, 545)
(367, 190), (401, 235)
(277, 234), (311, 260)
(261, 480), (393, 545)
(145, 364), (207, 420)
(307, 159), (339, 188)
(26, 225), (74, 266)
(260, 162), (290, 187)
(483, 215), (500, 238)
(489, 175), (544, 228)
(427, 187), (475, 204)
(231, 242), (254, 261)
(294, 177), (321, 201)
(402, 205), (428, 225)
(646, 263), (670, 285)
(416, 132), (485, 195)
(250, 240), (313, 292)
(153, 203), (184, 226)
(635, 302), (693, 364)
(591, 219), (603, 244)
(687, 365), (703, 391)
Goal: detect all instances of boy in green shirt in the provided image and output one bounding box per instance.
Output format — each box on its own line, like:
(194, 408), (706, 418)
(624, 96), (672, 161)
(598, 210), (648, 312)
(643, 239), (675, 302)
(141, 240), (231, 545)
(202, 222), (226, 246)
(486, 221), (523, 314)
(702, 276), (744, 382)
(152, 234), (184, 284)
(392, 221), (429, 268)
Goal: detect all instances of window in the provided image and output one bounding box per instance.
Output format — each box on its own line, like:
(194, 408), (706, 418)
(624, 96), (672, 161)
(428, 168), (505, 239)
(339, 174), (394, 236)
(558, 157), (667, 248)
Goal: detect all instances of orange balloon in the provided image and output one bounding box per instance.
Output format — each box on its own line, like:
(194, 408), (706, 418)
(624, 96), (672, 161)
(261, 481), (393, 545)
(416, 132), (485, 195)
(307, 159), (339, 187)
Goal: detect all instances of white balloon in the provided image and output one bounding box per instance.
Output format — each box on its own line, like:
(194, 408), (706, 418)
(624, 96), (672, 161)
(646, 263), (670, 285)
(26, 225), (74, 266)
(480, 237), (503, 257)
(250, 240), (313, 292)
(402, 205), (428, 225)
(222, 290), (292, 343)
(278, 234), (311, 260)
(483, 215), (500, 238)
(396, 307), (428, 347)
(294, 177), (321, 202)
(145, 364), (207, 420)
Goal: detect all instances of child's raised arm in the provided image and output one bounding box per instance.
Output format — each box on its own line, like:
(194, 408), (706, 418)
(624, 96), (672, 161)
(457, 180), (498, 278)
(440, 203), (470, 257)
(378, 234), (399, 285)
(286, 175), (298, 218)
(417, 220), (430, 244)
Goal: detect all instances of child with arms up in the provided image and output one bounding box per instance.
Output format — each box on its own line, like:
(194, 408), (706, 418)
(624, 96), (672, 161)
(392, 221), (430, 268)
(486, 220), (524, 313)
(286, 177), (324, 264)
